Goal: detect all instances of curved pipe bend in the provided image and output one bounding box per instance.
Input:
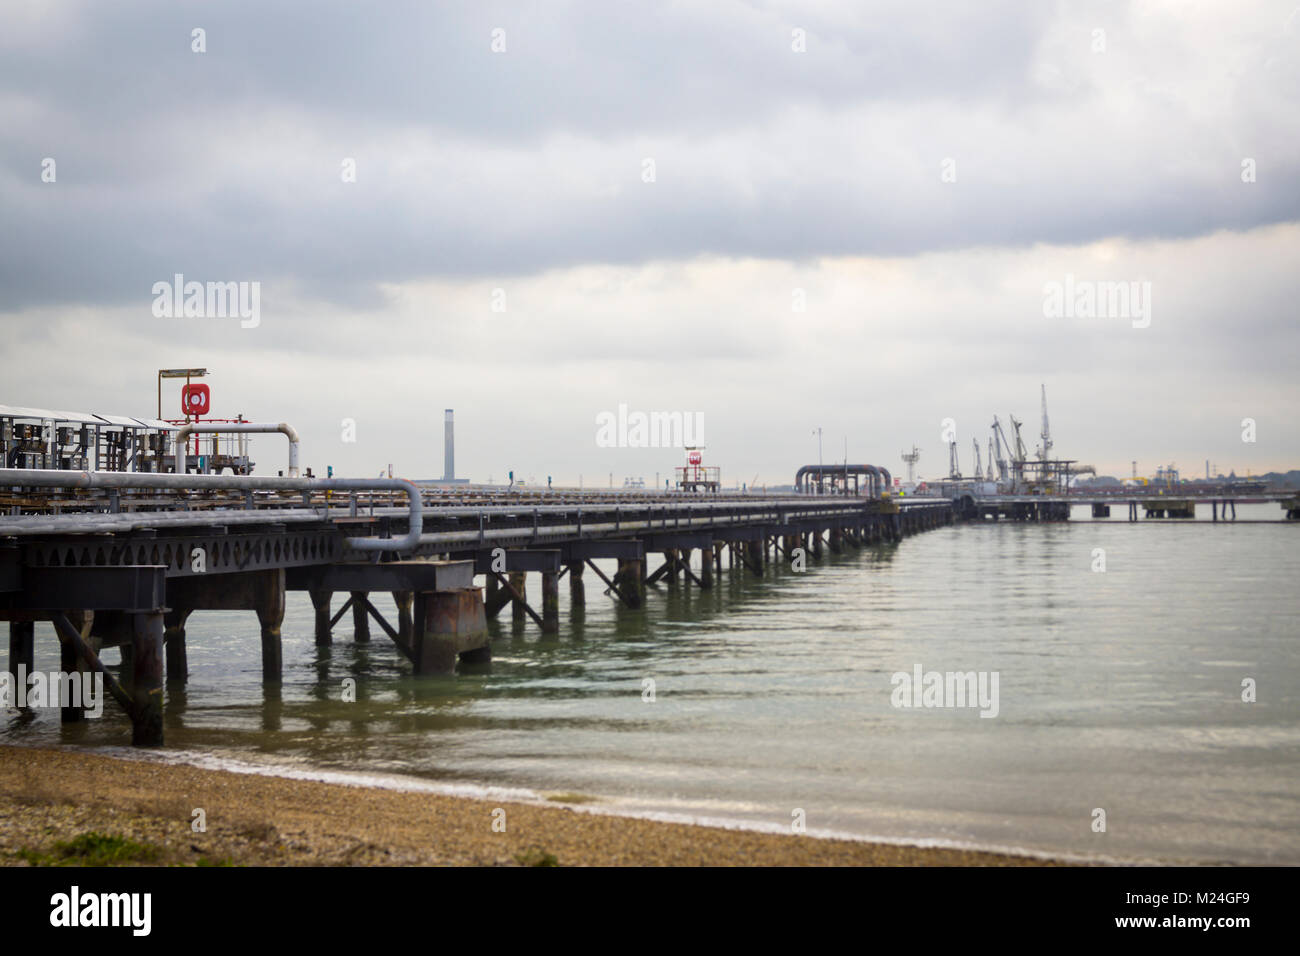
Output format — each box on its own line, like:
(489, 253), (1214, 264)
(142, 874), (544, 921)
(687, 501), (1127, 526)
(793, 463), (891, 498)
(175, 422), (301, 477)
(322, 478), (422, 552)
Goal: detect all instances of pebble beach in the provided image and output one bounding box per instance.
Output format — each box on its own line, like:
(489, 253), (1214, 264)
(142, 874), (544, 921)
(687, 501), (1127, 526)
(0, 745), (1060, 867)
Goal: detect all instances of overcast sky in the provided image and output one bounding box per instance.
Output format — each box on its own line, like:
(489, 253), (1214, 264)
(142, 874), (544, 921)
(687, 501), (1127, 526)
(2, 0), (1298, 484)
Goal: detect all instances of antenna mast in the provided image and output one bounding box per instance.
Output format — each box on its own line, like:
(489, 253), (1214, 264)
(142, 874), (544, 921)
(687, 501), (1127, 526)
(901, 445), (921, 483)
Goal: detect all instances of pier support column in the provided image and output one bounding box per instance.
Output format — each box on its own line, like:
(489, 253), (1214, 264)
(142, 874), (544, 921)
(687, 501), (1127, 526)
(412, 589), (489, 675)
(700, 547), (713, 589)
(131, 610), (164, 746)
(309, 589), (333, 646)
(394, 591), (413, 645)
(255, 568), (285, 683)
(614, 559), (644, 608)
(541, 571), (560, 634)
(7, 621), (33, 698)
(811, 530), (823, 558)
(829, 528), (842, 554)
(509, 572), (528, 623)
(60, 611), (94, 723)
(164, 607), (192, 683)
(680, 549), (692, 588)
(745, 540), (765, 576)
(351, 591), (371, 642)
(567, 561), (585, 606)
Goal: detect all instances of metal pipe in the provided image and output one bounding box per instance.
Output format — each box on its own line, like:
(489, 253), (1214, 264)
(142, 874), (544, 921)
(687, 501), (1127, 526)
(793, 464), (891, 497)
(4, 471), (868, 512)
(4, 469), (937, 545)
(321, 478), (421, 552)
(410, 502), (953, 548)
(860, 464), (879, 498)
(0, 469), (416, 552)
(0, 508), (338, 536)
(174, 422), (300, 477)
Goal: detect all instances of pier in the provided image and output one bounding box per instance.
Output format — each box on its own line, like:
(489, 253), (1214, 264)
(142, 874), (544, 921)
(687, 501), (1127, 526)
(0, 466), (952, 745)
(2, 444), (1295, 746)
(950, 490), (1298, 523)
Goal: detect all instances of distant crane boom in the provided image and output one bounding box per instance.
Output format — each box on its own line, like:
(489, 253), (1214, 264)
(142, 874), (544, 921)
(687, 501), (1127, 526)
(991, 417), (1011, 481)
(1009, 415), (1028, 484)
(1038, 383), (1052, 461)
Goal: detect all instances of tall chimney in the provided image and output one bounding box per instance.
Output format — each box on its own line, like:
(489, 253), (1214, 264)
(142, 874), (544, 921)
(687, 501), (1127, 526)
(444, 409), (455, 481)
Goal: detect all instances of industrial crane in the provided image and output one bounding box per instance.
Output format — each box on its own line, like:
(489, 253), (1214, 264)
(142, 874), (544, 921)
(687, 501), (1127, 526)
(1009, 415), (1028, 483)
(986, 437), (996, 481)
(1036, 384), (1053, 461)
(991, 417), (1011, 482)
(972, 438), (982, 482)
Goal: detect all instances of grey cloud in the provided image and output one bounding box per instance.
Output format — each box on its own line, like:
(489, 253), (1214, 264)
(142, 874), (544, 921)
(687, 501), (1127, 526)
(2, 1), (1298, 311)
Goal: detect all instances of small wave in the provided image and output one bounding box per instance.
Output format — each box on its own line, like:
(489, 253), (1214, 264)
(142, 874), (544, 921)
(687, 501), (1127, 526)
(67, 742), (1159, 866)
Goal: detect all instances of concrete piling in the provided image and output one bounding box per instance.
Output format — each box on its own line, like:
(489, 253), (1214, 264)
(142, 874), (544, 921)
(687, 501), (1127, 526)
(541, 570), (560, 633)
(255, 569), (285, 683)
(351, 590), (371, 642)
(394, 591), (413, 644)
(509, 571), (528, 623)
(309, 589), (332, 646)
(412, 589), (489, 674)
(567, 561), (585, 605)
(614, 558), (644, 608)
(131, 610), (164, 746)
(164, 607), (191, 682)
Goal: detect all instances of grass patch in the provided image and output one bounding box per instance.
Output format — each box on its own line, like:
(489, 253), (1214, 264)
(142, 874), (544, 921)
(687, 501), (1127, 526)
(195, 856), (235, 867)
(514, 847), (559, 867)
(545, 792), (597, 805)
(17, 831), (160, 867)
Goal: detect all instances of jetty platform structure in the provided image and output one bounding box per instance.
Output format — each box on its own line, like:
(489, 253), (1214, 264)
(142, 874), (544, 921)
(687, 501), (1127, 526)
(2, 436), (1296, 746)
(1, 451), (955, 744)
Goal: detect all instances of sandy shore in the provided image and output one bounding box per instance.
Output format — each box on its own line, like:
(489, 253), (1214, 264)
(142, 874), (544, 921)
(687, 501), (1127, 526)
(0, 745), (1065, 866)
